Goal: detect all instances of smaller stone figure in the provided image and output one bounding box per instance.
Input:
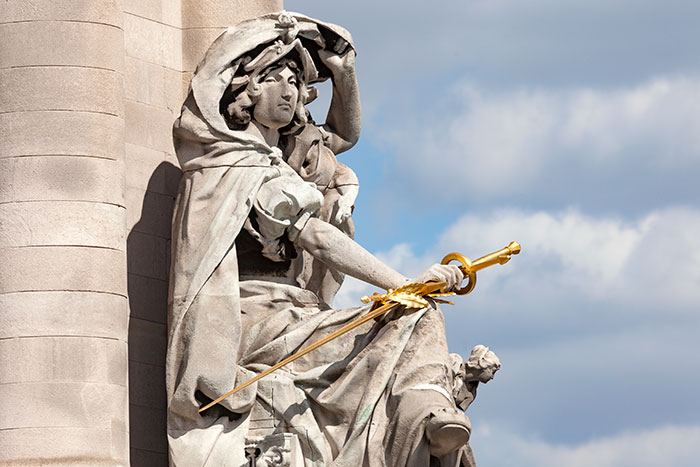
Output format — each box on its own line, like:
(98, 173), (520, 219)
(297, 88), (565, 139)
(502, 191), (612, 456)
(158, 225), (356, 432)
(451, 345), (501, 412)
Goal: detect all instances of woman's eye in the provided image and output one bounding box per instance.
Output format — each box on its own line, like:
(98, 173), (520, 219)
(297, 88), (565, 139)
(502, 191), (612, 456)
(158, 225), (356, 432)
(264, 77), (276, 83)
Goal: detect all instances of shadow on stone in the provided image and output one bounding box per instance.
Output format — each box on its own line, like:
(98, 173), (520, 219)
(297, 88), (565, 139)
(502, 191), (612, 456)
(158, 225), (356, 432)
(127, 161), (181, 466)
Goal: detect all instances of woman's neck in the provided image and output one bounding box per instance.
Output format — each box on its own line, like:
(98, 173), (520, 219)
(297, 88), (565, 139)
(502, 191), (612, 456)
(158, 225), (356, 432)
(245, 121), (280, 147)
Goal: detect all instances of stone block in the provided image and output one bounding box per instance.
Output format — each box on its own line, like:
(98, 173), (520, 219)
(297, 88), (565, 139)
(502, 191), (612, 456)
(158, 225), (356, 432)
(182, 27), (227, 72)
(0, 381), (127, 431)
(0, 67), (124, 116)
(123, 0), (181, 29)
(130, 448), (168, 467)
(124, 57), (185, 113)
(0, 336), (126, 386)
(125, 143), (181, 195)
(181, 0), (282, 29)
(127, 230), (168, 280)
(125, 187), (175, 238)
(0, 291), (127, 340)
(124, 13), (182, 71)
(127, 274), (168, 324)
(128, 317), (167, 367)
(0, 111), (123, 160)
(125, 100), (178, 153)
(0, 201), (125, 249)
(0, 426), (127, 466)
(129, 404), (167, 453)
(128, 360), (166, 409)
(0, 21), (124, 71)
(0, 156), (125, 206)
(0, 246), (126, 296)
(125, 58), (183, 111)
(0, 0), (123, 27)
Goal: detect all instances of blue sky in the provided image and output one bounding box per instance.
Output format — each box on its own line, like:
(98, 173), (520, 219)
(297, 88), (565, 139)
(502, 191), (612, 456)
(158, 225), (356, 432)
(288, 1), (700, 465)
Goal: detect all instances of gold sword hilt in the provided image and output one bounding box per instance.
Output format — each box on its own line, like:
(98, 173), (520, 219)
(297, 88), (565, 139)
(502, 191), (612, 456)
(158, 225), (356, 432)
(441, 241), (521, 295)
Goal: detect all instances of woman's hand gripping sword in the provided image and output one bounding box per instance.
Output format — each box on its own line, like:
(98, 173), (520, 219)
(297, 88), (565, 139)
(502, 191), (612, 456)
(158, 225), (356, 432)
(198, 242), (521, 414)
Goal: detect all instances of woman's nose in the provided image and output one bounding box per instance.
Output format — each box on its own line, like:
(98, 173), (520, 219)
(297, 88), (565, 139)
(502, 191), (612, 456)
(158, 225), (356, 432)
(280, 82), (294, 99)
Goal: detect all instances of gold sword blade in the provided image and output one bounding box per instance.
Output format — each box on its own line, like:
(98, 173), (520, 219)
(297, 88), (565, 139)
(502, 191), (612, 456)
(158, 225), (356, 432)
(199, 300), (400, 413)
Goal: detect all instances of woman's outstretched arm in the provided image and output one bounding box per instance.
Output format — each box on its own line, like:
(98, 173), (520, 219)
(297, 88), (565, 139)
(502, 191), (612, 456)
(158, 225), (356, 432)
(296, 218), (463, 291)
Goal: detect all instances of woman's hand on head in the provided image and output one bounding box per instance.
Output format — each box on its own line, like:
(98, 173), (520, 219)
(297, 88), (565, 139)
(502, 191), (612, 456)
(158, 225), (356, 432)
(411, 264), (464, 292)
(318, 47), (355, 76)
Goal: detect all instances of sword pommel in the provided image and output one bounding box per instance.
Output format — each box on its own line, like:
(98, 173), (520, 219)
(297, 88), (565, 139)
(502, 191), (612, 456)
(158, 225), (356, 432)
(442, 241), (521, 295)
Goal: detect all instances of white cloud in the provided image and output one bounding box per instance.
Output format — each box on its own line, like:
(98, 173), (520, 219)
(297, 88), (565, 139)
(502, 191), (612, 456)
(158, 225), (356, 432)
(387, 76), (700, 202)
(337, 206), (700, 310)
(473, 423), (700, 467)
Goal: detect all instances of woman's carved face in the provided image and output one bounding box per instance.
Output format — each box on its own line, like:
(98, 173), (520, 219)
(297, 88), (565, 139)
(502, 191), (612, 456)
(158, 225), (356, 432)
(253, 65), (299, 130)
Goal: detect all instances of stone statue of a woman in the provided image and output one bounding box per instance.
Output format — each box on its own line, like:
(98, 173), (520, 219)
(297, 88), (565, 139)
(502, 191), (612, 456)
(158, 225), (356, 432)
(167, 12), (480, 467)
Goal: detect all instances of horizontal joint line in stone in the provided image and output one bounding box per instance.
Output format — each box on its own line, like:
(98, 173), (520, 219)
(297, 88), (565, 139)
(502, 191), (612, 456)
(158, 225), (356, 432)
(0, 426), (121, 433)
(0, 380), (127, 388)
(0, 19), (122, 31)
(1, 244), (123, 252)
(128, 401), (167, 411)
(124, 12), (181, 31)
(123, 54), (184, 74)
(0, 200), (126, 209)
(0, 109), (122, 118)
(127, 271), (168, 282)
(0, 64), (124, 75)
(129, 316), (167, 328)
(0, 290), (127, 299)
(129, 359), (165, 369)
(0, 334), (124, 343)
(1, 154), (119, 162)
(124, 97), (179, 113)
(129, 446), (168, 456)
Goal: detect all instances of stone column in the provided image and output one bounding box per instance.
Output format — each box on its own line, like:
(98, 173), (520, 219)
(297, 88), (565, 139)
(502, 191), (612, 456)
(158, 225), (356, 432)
(0, 1), (128, 465)
(122, 1), (283, 465)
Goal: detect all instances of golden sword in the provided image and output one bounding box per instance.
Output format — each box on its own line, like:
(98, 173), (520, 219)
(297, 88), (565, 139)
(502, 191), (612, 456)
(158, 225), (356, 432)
(198, 241), (520, 413)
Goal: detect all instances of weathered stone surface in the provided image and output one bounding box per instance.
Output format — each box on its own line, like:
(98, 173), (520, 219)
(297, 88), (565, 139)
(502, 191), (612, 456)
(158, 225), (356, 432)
(0, 381), (127, 430)
(128, 360), (166, 409)
(0, 0), (123, 26)
(0, 67), (124, 116)
(0, 156), (125, 206)
(125, 143), (181, 195)
(127, 274), (168, 323)
(181, 0), (282, 29)
(0, 21), (124, 70)
(0, 201), (125, 249)
(181, 27), (228, 72)
(0, 246), (126, 296)
(0, 111), (123, 160)
(130, 448), (169, 467)
(127, 230), (169, 280)
(0, 337), (126, 385)
(129, 404), (167, 453)
(124, 58), (184, 113)
(127, 318), (166, 367)
(124, 13), (182, 71)
(0, 426), (127, 466)
(125, 187), (174, 237)
(123, 0), (181, 28)
(124, 100), (178, 153)
(0, 291), (127, 340)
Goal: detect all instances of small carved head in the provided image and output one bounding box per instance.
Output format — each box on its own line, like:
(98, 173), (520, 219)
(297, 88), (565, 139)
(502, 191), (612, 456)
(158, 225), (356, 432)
(464, 345), (501, 383)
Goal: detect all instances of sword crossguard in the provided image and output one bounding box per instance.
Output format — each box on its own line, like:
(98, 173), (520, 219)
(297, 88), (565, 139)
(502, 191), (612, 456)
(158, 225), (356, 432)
(441, 241), (521, 295)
